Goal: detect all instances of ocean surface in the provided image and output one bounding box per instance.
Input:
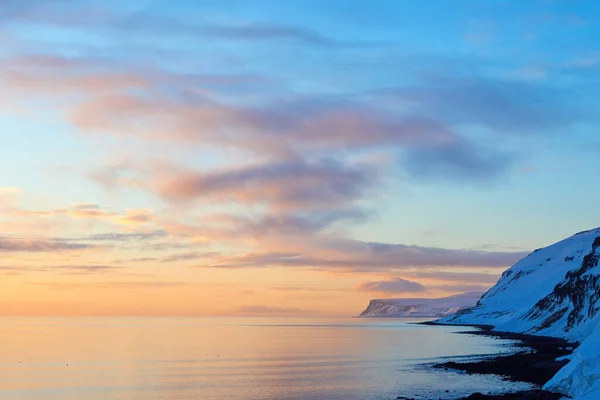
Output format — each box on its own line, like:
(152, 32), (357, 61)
(0, 317), (535, 400)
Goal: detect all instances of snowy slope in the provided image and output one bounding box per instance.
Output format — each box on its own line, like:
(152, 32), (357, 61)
(438, 227), (600, 339)
(544, 327), (600, 399)
(359, 292), (483, 317)
(437, 227), (600, 399)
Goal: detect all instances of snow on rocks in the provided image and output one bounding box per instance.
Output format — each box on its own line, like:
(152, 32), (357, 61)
(438, 227), (600, 399)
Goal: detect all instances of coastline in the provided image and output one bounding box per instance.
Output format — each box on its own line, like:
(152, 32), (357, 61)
(422, 322), (576, 400)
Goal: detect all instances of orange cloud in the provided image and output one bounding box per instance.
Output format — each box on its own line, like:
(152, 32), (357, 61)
(118, 209), (155, 225)
(5, 197), (158, 230)
(69, 209), (119, 219)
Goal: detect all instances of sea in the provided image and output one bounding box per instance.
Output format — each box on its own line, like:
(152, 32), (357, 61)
(0, 317), (535, 400)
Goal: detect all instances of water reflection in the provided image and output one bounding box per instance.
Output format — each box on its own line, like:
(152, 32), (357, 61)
(0, 317), (533, 400)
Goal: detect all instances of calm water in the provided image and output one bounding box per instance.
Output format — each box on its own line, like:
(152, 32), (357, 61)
(0, 317), (534, 400)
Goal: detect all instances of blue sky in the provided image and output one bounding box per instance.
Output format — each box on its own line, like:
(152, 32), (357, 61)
(0, 0), (599, 315)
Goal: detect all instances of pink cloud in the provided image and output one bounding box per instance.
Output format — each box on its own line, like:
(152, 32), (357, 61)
(0, 54), (464, 158)
(69, 92), (458, 158)
(154, 159), (375, 212)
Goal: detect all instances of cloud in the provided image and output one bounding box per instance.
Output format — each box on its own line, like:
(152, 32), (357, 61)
(71, 203), (101, 210)
(113, 257), (158, 264)
(1, 57), (150, 101)
(159, 252), (203, 263)
(4, 202), (118, 220)
(357, 278), (426, 293)
(562, 53), (600, 70)
(429, 283), (491, 293)
(110, 200), (369, 247)
(235, 209), (369, 237)
(195, 22), (344, 47)
(370, 76), (595, 134)
(359, 241), (527, 268)
(140, 242), (194, 251)
(118, 209), (155, 225)
(155, 159), (376, 211)
(5, 200), (161, 235)
(0, 53), (262, 96)
(357, 277), (494, 295)
(10, 208), (68, 218)
(1, 1), (596, 317)
(29, 281), (196, 291)
(52, 265), (119, 273)
(68, 208), (118, 219)
(0, 266), (25, 271)
(74, 95), (512, 184)
(0, 265), (44, 273)
(87, 159), (374, 243)
(0, 50), (515, 185)
(0, 264), (119, 274)
(112, 251), (216, 264)
(234, 305), (311, 316)
(0, 51), (507, 184)
(0, 238), (94, 252)
(201, 242), (528, 271)
(402, 271), (501, 284)
(1, 3), (357, 48)
(77, 230), (167, 241)
(71, 93), (457, 156)
(404, 141), (512, 182)
(86, 159), (138, 191)
(1, 271), (23, 277)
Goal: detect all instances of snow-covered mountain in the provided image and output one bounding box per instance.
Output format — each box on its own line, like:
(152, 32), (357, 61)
(438, 227), (600, 399)
(359, 292), (483, 317)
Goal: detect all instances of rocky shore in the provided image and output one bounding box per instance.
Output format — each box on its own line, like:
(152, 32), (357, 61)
(429, 325), (576, 400)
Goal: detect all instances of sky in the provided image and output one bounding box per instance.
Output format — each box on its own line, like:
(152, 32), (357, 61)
(1, 0), (599, 317)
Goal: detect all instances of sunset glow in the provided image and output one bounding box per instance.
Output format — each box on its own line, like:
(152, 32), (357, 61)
(1, 0), (598, 317)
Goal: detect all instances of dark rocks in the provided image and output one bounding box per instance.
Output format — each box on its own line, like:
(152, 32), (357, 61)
(435, 348), (567, 385)
(430, 329), (572, 400)
(413, 325), (574, 400)
(522, 235), (600, 334)
(459, 390), (563, 399)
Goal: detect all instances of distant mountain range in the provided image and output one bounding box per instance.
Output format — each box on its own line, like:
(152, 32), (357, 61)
(437, 227), (600, 400)
(359, 292), (484, 318)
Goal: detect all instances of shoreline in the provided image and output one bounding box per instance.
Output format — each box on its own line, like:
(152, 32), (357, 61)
(423, 322), (576, 400)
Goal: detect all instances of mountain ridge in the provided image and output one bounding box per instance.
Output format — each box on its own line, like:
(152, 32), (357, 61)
(437, 227), (600, 399)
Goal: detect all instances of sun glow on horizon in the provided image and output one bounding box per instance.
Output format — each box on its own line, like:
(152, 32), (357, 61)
(1, 0), (599, 316)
